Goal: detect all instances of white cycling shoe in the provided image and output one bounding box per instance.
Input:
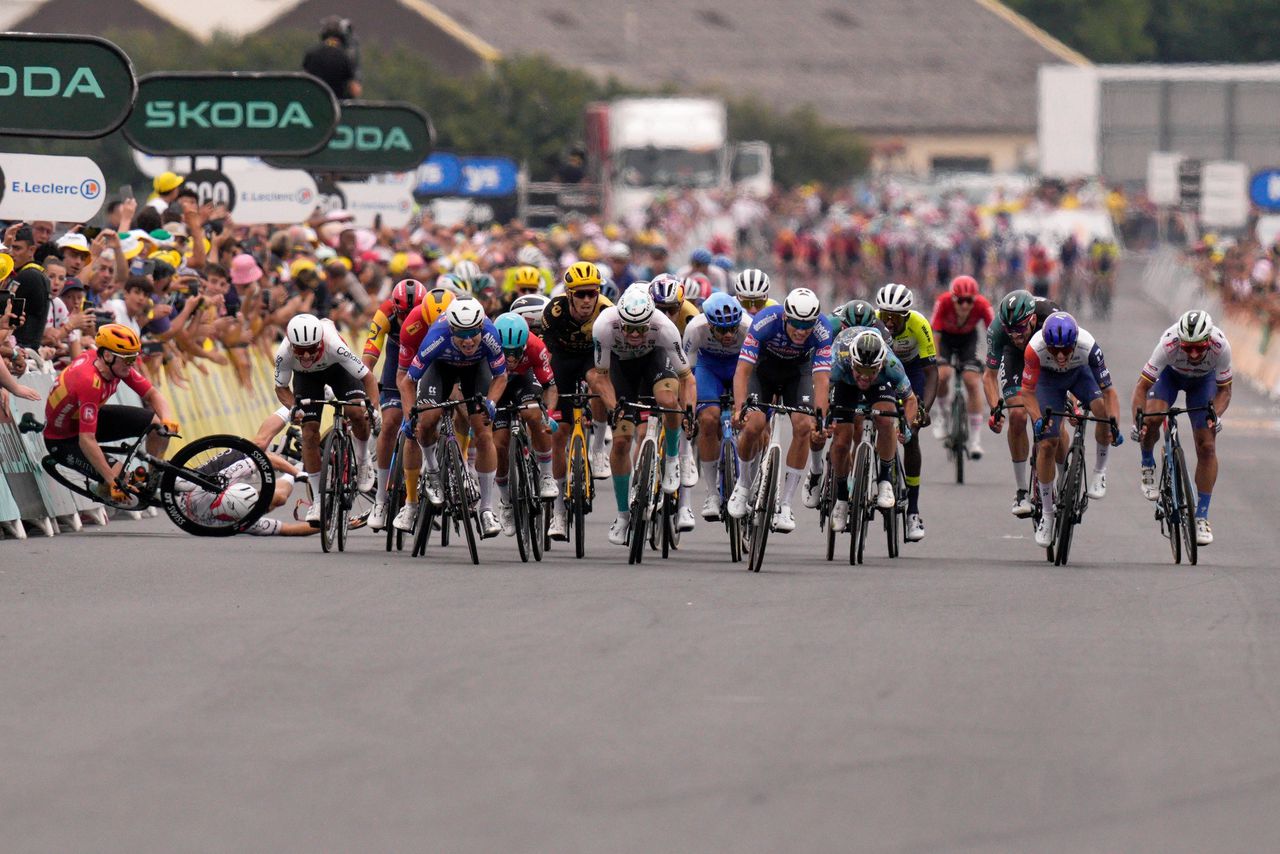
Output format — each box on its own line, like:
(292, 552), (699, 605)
(677, 506), (696, 532)
(772, 504), (796, 533)
(966, 435), (983, 459)
(423, 471), (444, 506)
(661, 458), (681, 495)
(1195, 518), (1213, 546)
(831, 499), (849, 532)
(905, 513), (925, 542)
(368, 500), (388, 531)
(802, 473), (822, 508)
(357, 464), (376, 495)
(479, 509), (501, 539)
(499, 502), (515, 537)
(932, 417), (948, 441)
(1011, 489), (1033, 518)
(727, 481), (752, 519)
(875, 480), (895, 510)
(548, 506), (569, 541)
(608, 514), (630, 545)
(1087, 471), (1107, 500)
(590, 447), (611, 479)
(393, 501), (417, 532)
(1035, 514), (1054, 547)
(1140, 466), (1158, 501)
(538, 473), (559, 500)
(305, 500), (322, 526)
(680, 454), (699, 488)
(702, 493), (722, 520)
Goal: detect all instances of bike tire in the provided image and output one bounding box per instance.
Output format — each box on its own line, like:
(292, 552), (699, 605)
(722, 440), (742, 563)
(445, 441), (479, 565)
(1055, 451), (1083, 566)
(748, 445), (780, 573)
(821, 448), (837, 561)
(511, 434), (530, 563)
(951, 393), (967, 484)
(1175, 444), (1198, 566)
(385, 436), (405, 552)
(159, 435), (276, 536)
(319, 430), (341, 553)
(412, 485), (434, 558)
(1161, 455), (1181, 565)
(628, 442), (655, 566)
(337, 433), (354, 553)
(571, 448), (587, 560)
(849, 442), (870, 565)
(884, 459), (900, 560)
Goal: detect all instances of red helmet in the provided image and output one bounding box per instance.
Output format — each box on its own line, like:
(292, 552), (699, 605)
(949, 275), (979, 299)
(390, 278), (426, 316)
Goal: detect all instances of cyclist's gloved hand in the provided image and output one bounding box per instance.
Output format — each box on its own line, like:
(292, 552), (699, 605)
(1033, 416), (1046, 441)
(400, 416), (415, 438)
(482, 399), (497, 424)
(544, 414), (559, 434)
(370, 408), (383, 436)
(1129, 423), (1142, 442)
(900, 425), (913, 445)
(1109, 418), (1123, 447)
(1213, 417), (1223, 435)
(161, 419), (181, 435)
(609, 399), (628, 429)
(988, 405), (1004, 434)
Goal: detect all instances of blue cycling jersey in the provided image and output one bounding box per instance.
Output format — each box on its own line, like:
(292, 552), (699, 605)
(406, 317), (506, 381)
(831, 339), (912, 398)
(738, 305), (833, 371)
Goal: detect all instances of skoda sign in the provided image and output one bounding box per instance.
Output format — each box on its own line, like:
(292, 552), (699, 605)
(0, 152), (107, 220)
(0, 33), (136, 138)
(265, 101), (434, 173)
(124, 72), (339, 156)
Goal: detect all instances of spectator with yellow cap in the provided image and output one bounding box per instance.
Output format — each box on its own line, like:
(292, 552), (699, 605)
(149, 172), (185, 214)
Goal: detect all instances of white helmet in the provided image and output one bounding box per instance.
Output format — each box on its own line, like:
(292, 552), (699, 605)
(211, 482), (258, 522)
(516, 246), (544, 267)
(617, 288), (655, 325)
(509, 294), (550, 329)
(286, 314), (323, 348)
(1177, 309), (1213, 343)
(445, 297), (485, 331)
(607, 241), (631, 261)
(649, 273), (684, 307)
(783, 288), (822, 324)
(735, 268), (771, 299)
(876, 283), (914, 312)
(452, 259), (482, 288)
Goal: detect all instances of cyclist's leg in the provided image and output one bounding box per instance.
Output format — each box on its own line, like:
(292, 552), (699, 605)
(1000, 350), (1031, 492)
(935, 334), (955, 421)
(829, 381), (861, 503)
(414, 363), (453, 475)
(902, 363), (926, 516)
(737, 360), (776, 481)
(1033, 379), (1070, 514)
(695, 362), (728, 499)
(607, 359), (643, 514)
(959, 333), (984, 432)
(375, 356), (404, 504)
(778, 361), (813, 511)
(459, 363), (496, 511)
(291, 371), (329, 479)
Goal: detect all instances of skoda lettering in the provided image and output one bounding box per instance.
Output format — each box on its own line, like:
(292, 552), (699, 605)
(264, 101), (433, 173)
(144, 100), (315, 130)
(0, 34), (136, 138)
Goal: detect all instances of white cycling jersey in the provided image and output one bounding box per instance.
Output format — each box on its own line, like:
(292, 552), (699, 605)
(175, 454), (283, 536)
(1141, 324), (1232, 383)
(592, 306), (691, 374)
(682, 312), (751, 367)
(273, 319), (368, 386)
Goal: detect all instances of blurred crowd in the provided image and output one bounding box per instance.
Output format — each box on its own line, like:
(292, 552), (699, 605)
(1189, 230), (1280, 321)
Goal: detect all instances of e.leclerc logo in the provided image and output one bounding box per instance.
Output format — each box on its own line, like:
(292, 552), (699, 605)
(10, 175), (102, 198)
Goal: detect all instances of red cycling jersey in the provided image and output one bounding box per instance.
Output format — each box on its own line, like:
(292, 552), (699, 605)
(508, 333), (554, 385)
(43, 350), (153, 440)
(397, 303), (434, 371)
(931, 293), (994, 336)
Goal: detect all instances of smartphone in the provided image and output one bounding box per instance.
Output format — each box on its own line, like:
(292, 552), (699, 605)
(142, 339), (165, 356)
(94, 309), (116, 325)
(119, 185), (134, 202)
(8, 296), (26, 319)
(80, 226), (103, 241)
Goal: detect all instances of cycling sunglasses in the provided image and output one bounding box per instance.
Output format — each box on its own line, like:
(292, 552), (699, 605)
(1046, 344), (1075, 357)
(108, 351), (139, 365)
(452, 327), (483, 339)
(787, 318), (817, 330)
(710, 322), (739, 335)
(852, 363), (880, 377)
(1180, 341), (1210, 357)
(1008, 317), (1033, 333)
(293, 342), (322, 357)
(503, 347), (525, 360)
(570, 289), (599, 300)
(739, 297), (766, 309)
(954, 296), (974, 305)
(622, 323), (649, 335)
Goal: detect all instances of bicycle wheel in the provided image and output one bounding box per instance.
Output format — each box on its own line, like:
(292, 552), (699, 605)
(821, 449), (838, 561)
(722, 438), (742, 563)
(444, 441), (479, 565)
(1054, 450), (1083, 566)
(411, 483), (435, 558)
(511, 435), (531, 563)
(628, 442), (655, 565)
(748, 445), (780, 573)
(1160, 454), (1181, 565)
(571, 441), (588, 560)
(159, 435), (277, 536)
(950, 393), (967, 484)
(849, 442), (871, 566)
(1175, 444), (1198, 566)
(385, 436), (406, 552)
(337, 433), (355, 552)
(527, 460), (545, 563)
(318, 429), (344, 553)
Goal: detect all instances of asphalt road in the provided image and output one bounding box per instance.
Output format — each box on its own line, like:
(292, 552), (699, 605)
(6, 266), (1280, 853)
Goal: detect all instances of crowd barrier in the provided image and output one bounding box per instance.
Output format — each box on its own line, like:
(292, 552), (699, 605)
(1139, 247), (1280, 400)
(1, 346), (286, 540)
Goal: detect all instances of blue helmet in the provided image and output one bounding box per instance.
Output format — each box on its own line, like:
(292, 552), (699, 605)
(1042, 312), (1078, 349)
(690, 248), (713, 265)
(711, 254), (734, 271)
(702, 292), (743, 328)
(494, 313), (529, 351)
(600, 275), (620, 303)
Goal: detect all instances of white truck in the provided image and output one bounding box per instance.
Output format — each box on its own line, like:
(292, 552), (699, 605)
(584, 97), (771, 222)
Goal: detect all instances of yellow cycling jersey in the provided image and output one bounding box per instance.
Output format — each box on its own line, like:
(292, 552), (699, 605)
(879, 308), (937, 365)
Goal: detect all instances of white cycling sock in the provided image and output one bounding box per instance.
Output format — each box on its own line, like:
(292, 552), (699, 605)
(353, 436), (369, 464)
(1094, 444), (1110, 475)
(591, 421), (609, 453)
(782, 466), (805, 506)
(1012, 459), (1028, 492)
(809, 447), (824, 473)
(497, 480), (510, 503)
(1038, 479), (1054, 515)
(422, 442), (438, 472)
(736, 450), (757, 489)
(678, 487), (691, 511)
(478, 470), (495, 510)
(968, 413), (984, 436)
(701, 459), (719, 497)
(375, 467), (389, 502)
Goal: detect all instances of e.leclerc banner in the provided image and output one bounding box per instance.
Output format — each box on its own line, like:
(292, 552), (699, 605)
(264, 101), (434, 173)
(0, 152), (107, 220)
(124, 72), (339, 156)
(0, 33), (136, 138)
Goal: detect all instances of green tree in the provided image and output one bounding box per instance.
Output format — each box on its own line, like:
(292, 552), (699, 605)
(727, 98), (869, 188)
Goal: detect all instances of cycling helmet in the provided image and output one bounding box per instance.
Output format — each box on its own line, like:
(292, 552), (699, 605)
(494, 313), (530, 351)
(445, 298), (485, 331)
(998, 289), (1036, 327)
(607, 241), (631, 261)
(703, 292), (743, 328)
(286, 314), (324, 348)
(1177, 309), (1213, 343)
(783, 288), (822, 324)
(422, 287), (454, 325)
(712, 254), (734, 271)
(617, 288), (655, 325)
(690, 248), (713, 265)
(599, 271), (620, 302)
(517, 245), (544, 267)
(511, 265), (542, 292)
(949, 275), (979, 299)
(850, 328), (888, 369)
(875, 283), (914, 313)
(452, 259), (482, 289)
(510, 294), (550, 330)
(563, 260), (602, 289)
(649, 273), (684, 307)
(686, 273), (713, 305)
(210, 482), (258, 523)
(735, 268), (771, 299)
(1042, 312), (1078, 349)
(835, 299), (877, 331)
(95, 323), (142, 356)
(437, 273), (467, 295)
(390, 278), (426, 316)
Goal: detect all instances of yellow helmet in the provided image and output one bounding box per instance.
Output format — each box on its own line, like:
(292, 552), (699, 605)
(563, 261), (602, 290)
(511, 265), (542, 291)
(578, 242), (600, 262)
(95, 323), (142, 356)
(423, 287), (454, 325)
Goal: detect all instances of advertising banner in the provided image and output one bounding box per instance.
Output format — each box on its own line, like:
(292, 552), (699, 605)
(124, 72), (338, 156)
(222, 167), (318, 224)
(337, 180), (415, 228)
(265, 101), (433, 173)
(0, 152), (107, 220)
(0, 33), (135, 138)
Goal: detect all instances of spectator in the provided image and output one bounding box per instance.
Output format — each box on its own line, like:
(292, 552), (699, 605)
(57, 233), (93, 278)
(104, 276), (154, 336)
(303, 17), (362, 99)
(3, 224), (51, 352)
(148, 172), (185, 214)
